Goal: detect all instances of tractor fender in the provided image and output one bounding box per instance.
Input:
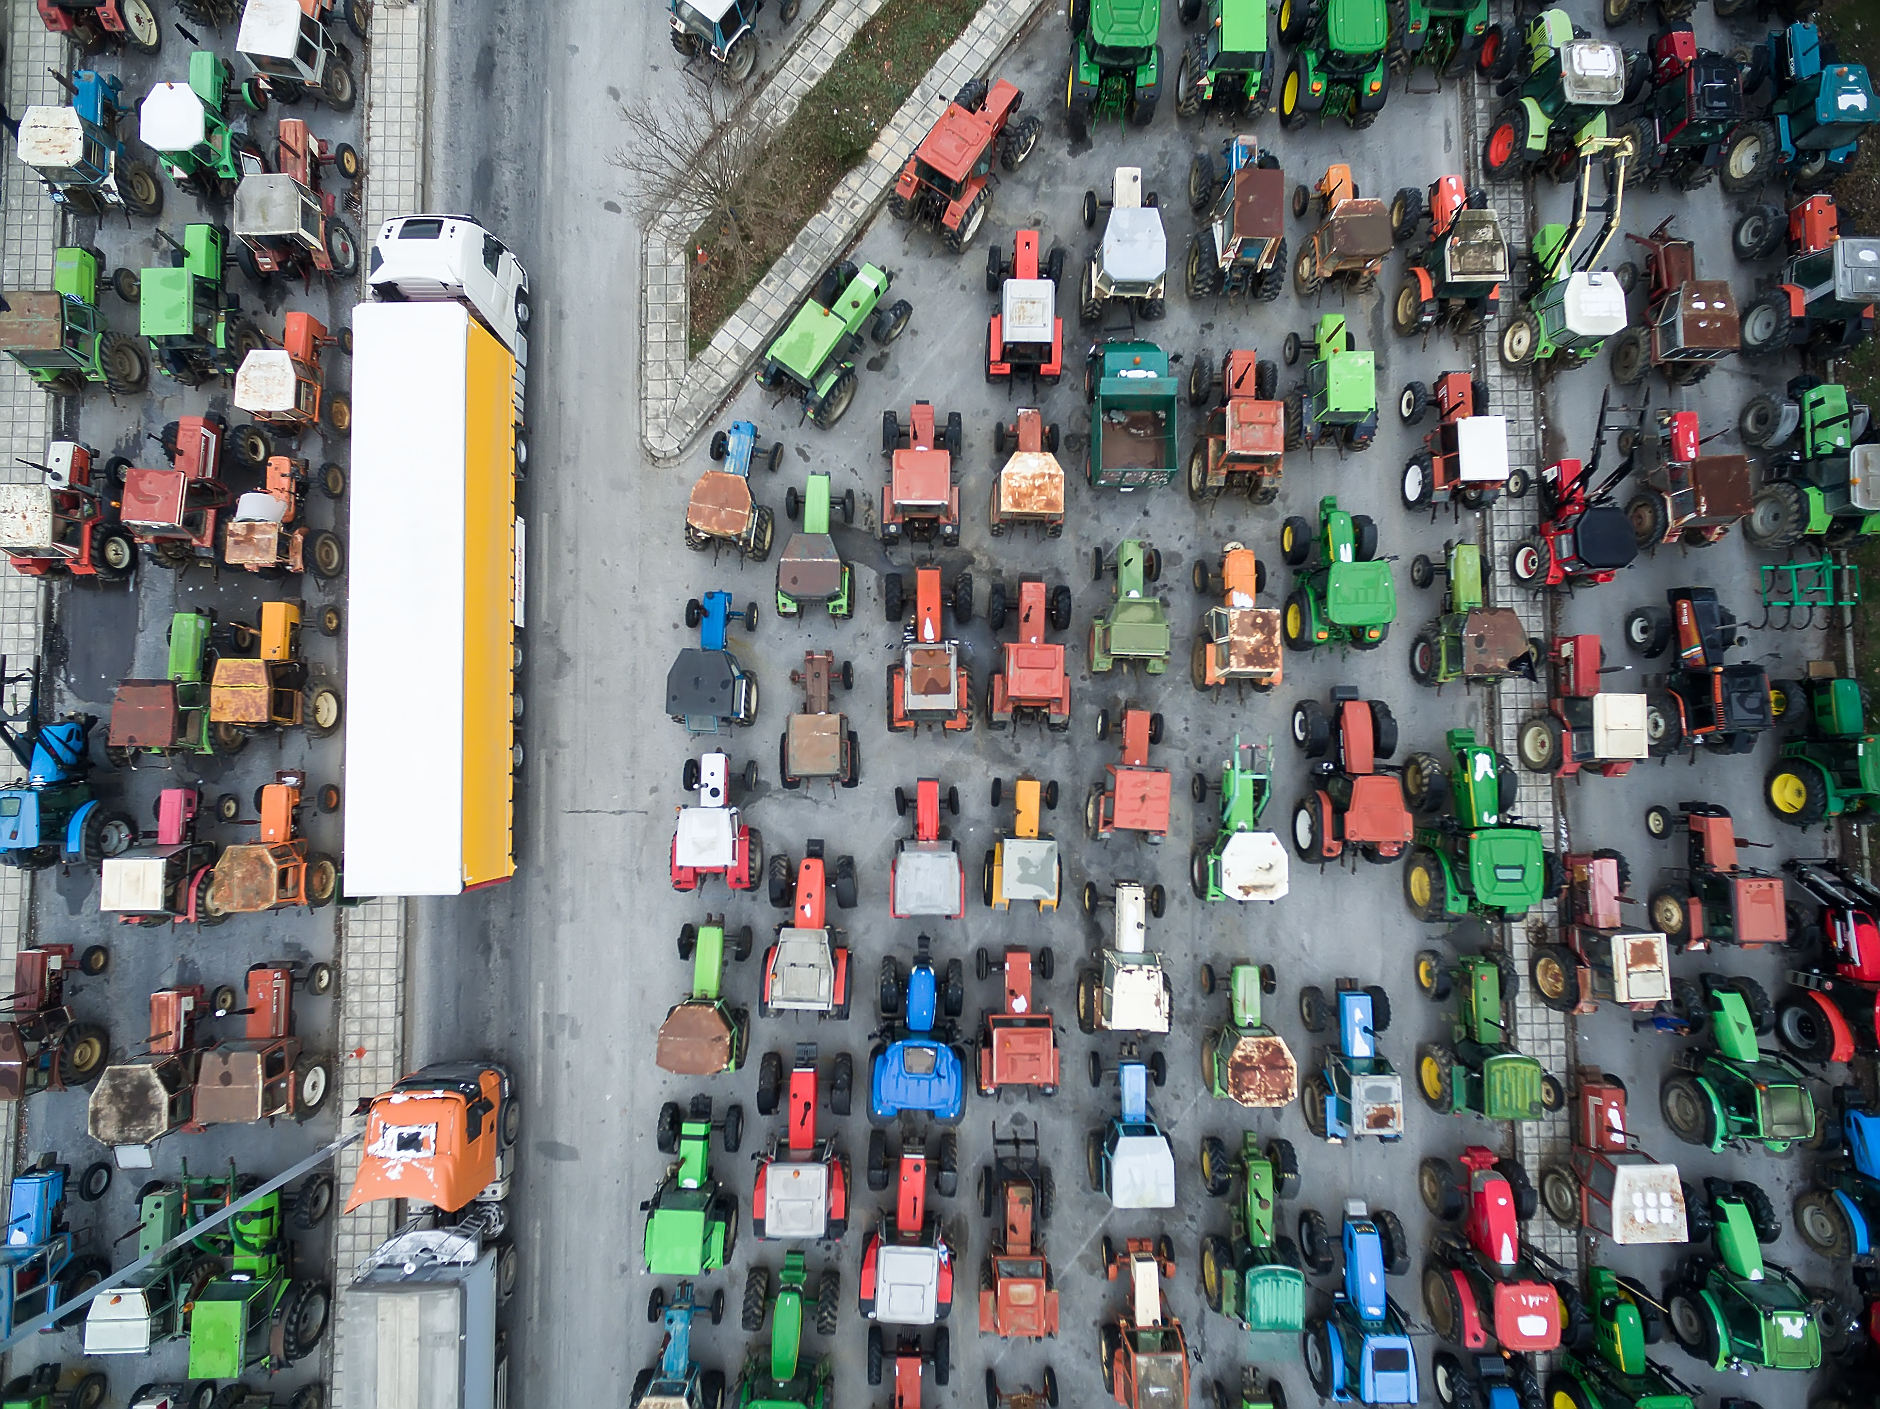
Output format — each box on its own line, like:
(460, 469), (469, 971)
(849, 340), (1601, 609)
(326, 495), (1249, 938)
(892, 163), (920, 201)
(1318, 791), (1343, 860)
(1323, 1316), (1348, 1398)
(1356, 60), (1389, 113)
(1770, 398), (1805, 448)
(1694, 1287), (1730, 1370)
(1692, 1076), (1728, 1154)
(62, 798), (100, 862)
(1518, 96), (1552, 153)
(1833, 1188), (1873, 1256)
(1295, 53), (1328, 112)
(1801, 484), (1835, 537)
(1801, 988), (1856, 1063)
(1447, 1265), (1490, 1349)
(1780, 283), (1806, 318)
(1410, 266), (1436, 302)
(1435, 851), (1468, 916)
(942, 176), (990, 233)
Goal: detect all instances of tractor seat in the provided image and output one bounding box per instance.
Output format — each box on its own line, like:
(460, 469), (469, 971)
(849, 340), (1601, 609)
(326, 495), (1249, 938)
(1572, 505), (1638, 570)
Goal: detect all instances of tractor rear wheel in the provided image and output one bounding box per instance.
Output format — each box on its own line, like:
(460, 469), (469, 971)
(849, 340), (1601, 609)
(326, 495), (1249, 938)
(1626, 492), (1667, 547)
(1720, 120), (1775, 193)
(1531, 945), (1577, 1012)
(1418, 1157), (1462, 1220)
(1500, 312), (1538, 367)
(1733, 204), (1787, 262)
(309, 531), (346, 579)
(1740, 294), (1793, 357)
(121, 159), (164, 216)
(1484, 105), (1528, 181)
(1742, 482), (1808, 550)
(306, 854), (339, 907)
(1796, 1188), (1854, 1257)
(281, 1280), (332, 1362)
(1608, 327), (1649, 387)
(1404, 850), (1449, 923)
(1418, 1044), (1455, 1109)
(1517, 714), (1563, 772)
(1423, 1263), (1462, 1341)
(1766, 763), (1828, 824)
(325, 218), (361, 276)
(323, 61), (358, 111)
(1660, 1075), (1717, 1147)
(101, 332), (149, 394)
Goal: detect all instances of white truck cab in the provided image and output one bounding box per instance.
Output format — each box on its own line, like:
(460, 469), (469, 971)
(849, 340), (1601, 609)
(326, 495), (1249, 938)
(369, 213), (530, 358)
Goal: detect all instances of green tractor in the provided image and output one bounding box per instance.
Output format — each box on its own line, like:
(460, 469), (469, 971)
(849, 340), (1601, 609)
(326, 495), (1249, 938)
(185, 1180), (329, 1380)
(1764, 676), (1877, 826)
(1281, 314), (1377, 453)
(656, 917), (754, 1077)
(1664, 1177), (1824, 1375)
(0, 1366), (108, 1409)
(1066, 0), (1163, 139)
(1499, 144), (1631, 375)
(1090, 539), (1171, 674)
(1405, 541), (1537, 689)
(1482, 10), (1632, 183)
(1660, 976), (1816, 1155)
(755, 261), (911, 429)
(1197, 1129), (1307, 1337)
(1190, 735), (1290, 904)
(137, 223), (266, 385)
(1278, 494), (1394, 654)
(105, 609), (220, 765)
(776, 471), (855, 620)
(0, 246), (150, 395)
(1401, 727), (1553, 925)
(1275, 0), (1389, 129)
(737, 1252), (840, 1409)
(137, 51), (269, 200)
(1388, 0), (1491, 85)
(1174, 0), (1271, 119)
(1200, 961), (1298, 1108)
(1546, 1265), (1702, 1409)
(1740, 375), (1876, 551)
(643, 1095), (744, 1276)
(1414, 948), (1565, 1122)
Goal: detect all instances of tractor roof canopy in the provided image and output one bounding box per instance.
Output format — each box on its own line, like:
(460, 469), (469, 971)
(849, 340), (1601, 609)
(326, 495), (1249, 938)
(1103, 208), (1166, 284)
(1559, 39), (1627, 105)
(1443, 210), (1509, 283)
(1466, 826), (1544, 910)
(1002, 279), (1056, 344)
(1557, 271), (1629, 339)
(139, 82), (211, 152)
(1110, 1132), (1176, 1207)
(1218, 0), (1266, 57)
(1090, 0), (1159, 48)
(1215, 831), (1288, 902)
(16, 107), (94, 173)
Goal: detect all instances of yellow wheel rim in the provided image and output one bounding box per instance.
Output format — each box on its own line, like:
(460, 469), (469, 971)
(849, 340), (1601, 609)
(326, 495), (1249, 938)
(1283, 68), (1299, 114)
(1416, 955), (1437, 990)
(1067, 61), (1076, 104)
(1552, 1391), (1577, 1409)
(1770, 771), (1810, 813)
(1280, 0), (1293, 30)
(1282, 523), (1297, 555)
(1286, 602), (1303, 638)
(1420, 1055), (1443, 1099)
(1770, 687), (1787, 718)
(1409, 865), (1431, 908)
(1202, 1245), (1219, 1297)
(1536, 955), (1566, 999)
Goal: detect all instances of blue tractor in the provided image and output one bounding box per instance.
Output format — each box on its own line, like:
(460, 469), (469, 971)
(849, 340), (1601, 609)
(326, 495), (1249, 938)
(15, 71), (164, 218)
(0, 660), (136, 873)
(1794, 1085), (1880, 1260)
(870, 936), (966, 1123)
(632, 1281), (727, 1409)
(1724, 22), (1879, 191)
(0, 1160), (108, 1339)
(1302, 1201), (1417, 1406)
(668, 592), (761, 736)
(1298, 981), (1405, 1144)
(1088, 1043), (1176, 1211)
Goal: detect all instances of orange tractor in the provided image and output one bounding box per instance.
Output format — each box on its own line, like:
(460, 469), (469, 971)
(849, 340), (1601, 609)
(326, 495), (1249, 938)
(885, 566), (973, 734)
(1086, 707), (1172, 844)
(201, 769), (339, 917)
(987, 409), (1065, 538)
(879, 402), (962, 547)
(208, 601), (343, 750)
(977, 1125), (1060, 1339)
(986, 577), (1072, 732)
(975, 946), (1060, 1096)
(1191, 542), (1281, 694)
(232, 310), (349, 449)
(1102, 1237), (1189, 1409)
(1186, 349), (1284, 504)
(887, 78), (1040, 251)
(222, 454), (345, 579)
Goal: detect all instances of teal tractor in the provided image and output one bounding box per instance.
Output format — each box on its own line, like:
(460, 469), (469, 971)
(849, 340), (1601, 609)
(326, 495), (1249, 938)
(1090, 539), (1171, 674)
(1764, 676), (1878, 826)
(186, 1181), (329, 1380)
(1546, 1267), (1702, 1409)
(775, 472), (854, 620)
(1276, 0), (1389, 129)
(1659, 975), (1817, 1155)
(1664, 1177), (1824, 1375)
(1085, 339), (1179, 489)
(1175, 0), (1271, 119)
(1281, 314), (1377, 453)
(1725, 20), (1879, 190)
(1198, 1130), (1307, 1338)
(1065, 0), (1164, 140)
(137, 52), (269, 201)
(1414, 948), (1565, 1122)
(633, 1281), (727, 1409)
(1740, 375), (1876, 551)
(737, 1252), (840, 1409)
(1191, 736), (1289, 904)
(1389, 0), (1491, 85)
(16, 70), (163, 217)
(1279, 495), (1394, 654)
(755, 261), (911, 429)
(137, 224), (267, 385)
(0, 247), (150, 396)
(1401, 728), (1552, 925)
(1482, 10), (1631, 183)
(1500, 144), (1630, 375)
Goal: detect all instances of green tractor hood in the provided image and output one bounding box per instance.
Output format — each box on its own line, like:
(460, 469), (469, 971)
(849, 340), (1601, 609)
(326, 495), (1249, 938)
(1092, 0), (1161, 48)
(1479, 1050), (1547, 1120)
(1327, 0), (1388, 55)
(1324, 561), (1394, 627)
(1243, 1263), (1307, 1332)
(1465, 826), (1544, 912)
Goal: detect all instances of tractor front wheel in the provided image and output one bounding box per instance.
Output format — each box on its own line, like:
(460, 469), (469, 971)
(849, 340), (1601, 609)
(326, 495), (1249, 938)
(1720, 119), (1776, 194)
(1500, 313), (1539, 367)
(1404, 849), (1448, 922)
(1765, 763), (1829, 824)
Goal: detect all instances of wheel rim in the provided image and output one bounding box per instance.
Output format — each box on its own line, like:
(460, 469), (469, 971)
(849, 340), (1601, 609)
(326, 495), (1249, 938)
(1744, 304), (1779, 345)
(1668, 1295), (1703, 1343)
(69, 1035), (103, 1071)
(313, 691), (341, 729)
(315, 537), (343, 575)
(1769, 770), (1811, 813)
(1520, 720), (1555, 767)
(1799, 1196), (1842, 1249)
(1418, 1164), (1440, 1210)
(330, 225), (356, 269)
(1664, 1083), (1700, 1135)
(1513, 545), (1540, 580)
(1651, 894), (1683, 931)
(1535, 953), (1567, 999)
(1727, 132), (1764, 181)
(1506, 319), (1532, 360)
(1417, 954), (1439, 991)
(101, 535), (133, 570)
(1488, 122), (1515, 168)
(1285, 602), (1302, 638)
(301, 1064), (328, 1107)
(100, 818), (134, 854)
(1283, 68), (1298, 114)
(1293, 804), (1315, 850)
(1420, 1055), (1443, 1099)
(1409, 865), (1431, 907)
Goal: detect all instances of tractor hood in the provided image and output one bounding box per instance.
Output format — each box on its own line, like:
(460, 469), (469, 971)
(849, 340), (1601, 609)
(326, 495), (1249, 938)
(1091, 0), (1159, 48)
(1359, 1335), (1417, 1404)
(1326, 0), (1387, 54)
(1242, 1264), (1306, 1332)
(644, 1197), (711, 1275)
(1102, 598), (1171, 655)
(1479, 1051), (1547, 1120)
(1465, 826), (1544, 913)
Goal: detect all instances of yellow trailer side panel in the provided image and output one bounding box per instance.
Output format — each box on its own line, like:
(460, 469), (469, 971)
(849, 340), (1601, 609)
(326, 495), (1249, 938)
(461, 320), (517, 888)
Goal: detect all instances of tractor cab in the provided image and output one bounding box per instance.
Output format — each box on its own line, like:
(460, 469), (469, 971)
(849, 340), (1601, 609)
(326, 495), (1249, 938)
(203, 768), (338, 916)
(344, 1059), (516, 1215)
(1547, 1071), (1688, 1245)
(1103, 1238), (1188, 1409)
(138, 54), (265, 199)
(1189, 136), (1286, 299)
(236, 0), (348, 95)
(234, 172), (346, 281)
(99, 786), (218, 923)
(670, 750), (760, 894)
(86, 985), (208, 1165)
(224, 455), (343, 579)
(17, 75), (157, 216)
(0, 442), (122, 579)
(1094, 1050), (1176, 1210)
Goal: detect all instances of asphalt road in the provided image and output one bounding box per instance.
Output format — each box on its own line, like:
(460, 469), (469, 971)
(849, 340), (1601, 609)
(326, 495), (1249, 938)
(408, 0), (1854, 1405)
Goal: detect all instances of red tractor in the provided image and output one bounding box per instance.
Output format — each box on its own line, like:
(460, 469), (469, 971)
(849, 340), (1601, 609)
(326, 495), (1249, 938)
(977, 1126), (1059, 1339)
(1773, 858), (1880, 1065)
(1643, 802), (1787, 951)
(36, 0), (159, 54)
(670, 751), (762, 894)
(760, 844), (855, 1019)
(1086, 707), (1171, 844)
(751, 1042), (852, 1241)
(2, 440), (137, 582)
(880, 402), (962, 547)
(975, 946), (1060, 1096)
(887, 78), (1041, 251)
(117, 414), (234, 569)
(1529, 850), (1674, 1022)
(1608, 216), (1740, 390)
(1510, 392), (1639, 589)
(1537, 1069), (1691, 1247)
(885, 566), (973, 734)
(1288, 686), (1413, 866)
(867, 1328), (951, 1404)
(860, 1131), (958, 1326)
(890, 778), (966, 921)
(986, 578), (1073, 732)
(1515, 633), (1649, 779)
(1102, 1236), (1188, 1409)
(1398, 371), (1527, 512)
(1620, 408), (1751, 552)
(987, 230), (1064, 386)
(1418, 1146), (1571, 1355)
(0, 943), (110, 1102)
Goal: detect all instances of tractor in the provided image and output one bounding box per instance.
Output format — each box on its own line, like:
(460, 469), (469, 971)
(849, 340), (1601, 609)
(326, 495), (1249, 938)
(977, 1127), (1059, 1339)
(1086, 706), (1172, 844)
(1622, 589), (1773, 758)
(231, 119), (362, 284)
(207, 603), (343, 748)
(668, 0), (794, 84)
(116, 412), (237, 566)
(1101, 1238), (1190, 1409)
(1537, 1070), (1689, 1246)
(1418, 1147), (1568, 1354)
(0, 246), (150, 396)
(737, 1253), (839, 1409)
(36, 0), (161, 54)
(177, 963), (330, 1134)
(1612, 27), (1747, 192)
(1621, 406), (1754, 551)
(97, 787), (215, 926)
(1292, 166), (1392, 298)
(890, 780), (965, 921)
(80, 987), (204, 1161)
(236, 0), (358, 108)
(1279, 493), (1394, 652)
(780, 651), (858, 792)
(0, 442), (136, 581)
(643, 1095), (743, 1275)
(657, 916), (752, 1077)
(138, 51), (269, 200)
(1185, 351), (1285, 504)
(1191, 542), (1282, 692)
(220, 454), (346, 580)
(1795, 1087), (1880, 1259)
(0, 658), (137, 873)
(1079, 170), (1169, 326)
(1184, 135), (1286, 302)
(1546, 1267), (1703, 1409)
(1499, 145), (1630, 375)
(1076, 880), (1173, 1035)
(1390, 0), (1491, 86)
(1643, 803), (1787, 951)
(1298, 981), (1404, 1144)
(1089, 1045), (1175, 1209)
(982, 776), (1061, 912)
(985, 578), (1073, 730)
(1398, 372), (1524, 511)
(668, 591), (760, 737)
(1663, 1178), (1824, 1373)
(0, 944), (110, 1102)
(1659, 976), (1817, 1153)
(1085, 338), (1179, 489)
(1739, 233), (1880, 362)
(184, 1183), (328, 1380)
(1401, 731), (1550, 927)
(975, 946), (1059, 1096)
(889, 79), (1040, 251)
(1608, 217), (1739, 390)
(1415, 950), (1566, 1122)
(1775, 857), (1880, 1065)
(688, 420), (778, 561)
(1191, 734), (1289, 902)
(0, 1163), (108, 1339)
(988, 410), (1065, 536)
(776, 471), (854, 620)
(107, 612), (219, 763)
(1510, 395), (1642, 589)
(752, 1044), (851, 1241)
(1090, 540), (1171, 674)
(1289, 686), (1413, 865)
(1764, 675), (1878, 825)
(1200, 961), (1297, 1107)
(1482, 10), (1630, 184)
(1302, 1202), (1419, 1406)
(1732, 188), (1841, 265)
(1280, 315), (1378, 453)
(670, 751), (762, 894)
(1389, 175), (1508, 337)
(1725, 20), (1879, 189)
(1276, 0), (1390, 129)
(632, 1281), (726, 1409)
(1198, 1128), (1306, 1335)
(16, 70), (163, 216)
(885, 566), (974, 734)
(755, 261), (911, 428)
(871, 936), (967, 1123)
(1404, 543), (1538, 691)
(1175, 0), (1272, 118)
(1528, 851), (1671, 1020)
(1205, 1369), (1289, 1409)
(1065, 0), (1164, 139)
(760, 843), (855, 1019)
(1740, 375), (1878, 551)
(859, 1130), (957, 1327)
(231, 311), (350, 444)
(867, 1327), (951, 1401)
(986, 232), (1065, 387)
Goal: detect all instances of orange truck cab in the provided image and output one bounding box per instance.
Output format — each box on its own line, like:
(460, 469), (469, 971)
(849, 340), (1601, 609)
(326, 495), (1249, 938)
(345, 1060), (518, 1215)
